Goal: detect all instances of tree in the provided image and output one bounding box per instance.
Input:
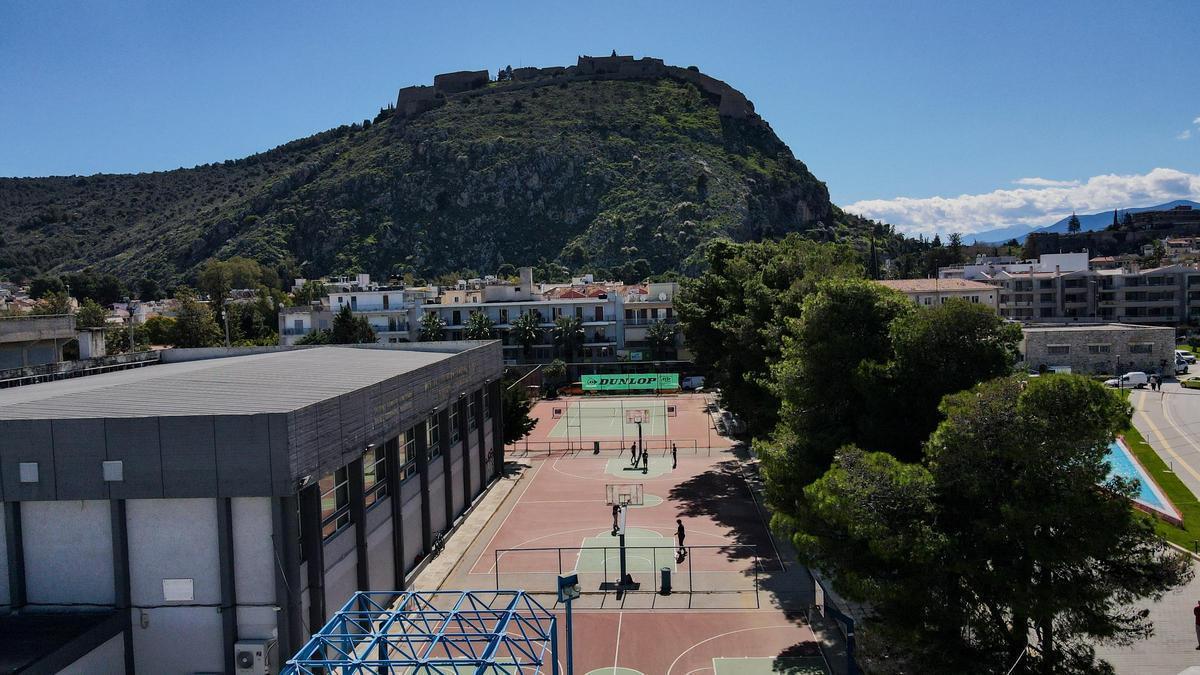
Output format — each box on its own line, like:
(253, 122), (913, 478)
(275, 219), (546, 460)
(465, 311), (496, 340)
(645, 320), (677, 360)
(500, 382), (537, 446)
(331, 304), (376, 344)
(1109, 209), (1120, 231)
(141, 315), (176, 345)
(677, 236), (862, 435)
(418, 312), (446, 342)
(1021, 235), (1040, 260)
(105, 324), (149, 355)
(510, 311), (543, 357)
(296, 329), (332, 345)
(75, 299), (108, 328)
(798, 376), (1192, 673)
(1122, 212), (1135, 229)
(29, 276), (65, 299)
(170, 288), (222, 348)
(291, 279), (327, 306)
(31, 291), (72, 315)
(552, 315), (584, 359)
(137, 277), (164, 301)
(1067, 212), (1081, 234)
(63, 269), (125, 305)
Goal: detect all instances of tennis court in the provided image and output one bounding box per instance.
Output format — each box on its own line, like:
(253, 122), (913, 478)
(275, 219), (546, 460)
(436, 425), (831, 674)
(509, 393), (725, 455)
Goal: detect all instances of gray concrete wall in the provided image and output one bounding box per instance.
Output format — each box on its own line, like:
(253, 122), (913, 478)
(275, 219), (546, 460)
(126, 498), (223, 673)
(402, 490), (422, 570)
(232, 497), (276, 641)
(365, 501), (395, 591)
(429, 463), (447, 534)
(322, 525), (358, 615)
(450, 458), (465, 518)
(23, 500), (114, 606)
(58, 632), (125, 675)
(1022, 325), (1176, 375)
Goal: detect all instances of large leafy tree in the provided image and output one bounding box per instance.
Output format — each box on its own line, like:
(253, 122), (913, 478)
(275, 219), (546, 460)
(500, 382), (537, 445)
(330, 304), (376, 344)
(418, 312), (446, 341)
(645, 320), (677, 359)
(170, 288), (222, 348)
(676, 235), (862, 435)
(510, 311), (543, 357)
(800, 376), (1192, 673)
(552, 315), (584, 359)
(74, 299), (108, 328)
(31, 291), (73, 315)
(465, 311), (496, 340)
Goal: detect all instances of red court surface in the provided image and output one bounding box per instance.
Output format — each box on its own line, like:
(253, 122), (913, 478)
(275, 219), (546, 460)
(441, 395), (830, 673)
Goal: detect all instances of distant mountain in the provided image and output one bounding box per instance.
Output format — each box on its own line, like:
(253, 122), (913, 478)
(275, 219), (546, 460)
(969, 200), (1200, 244)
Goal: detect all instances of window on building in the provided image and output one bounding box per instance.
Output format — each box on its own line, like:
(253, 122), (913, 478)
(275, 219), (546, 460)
(320, 468), (351, 538)
(1088, 344), (1111, 354)
(923, 297), (932, 305)
(1129, 343), (1153, 354)
(1047, 345), (1070, 355)
(383, 295), (390, 310)
(450, 404), (461, 444)
(468, 394), (479, 431)
(350, 296), (358, 310)
(575, 306), (583, 319)
(499, 308), (509, 324)
(400, 428), (418, 482)
(427, 417), (441, 459)
(969, 296), (980, 303)
(363, 445), (388, 508)
(625, 309), (634, 320)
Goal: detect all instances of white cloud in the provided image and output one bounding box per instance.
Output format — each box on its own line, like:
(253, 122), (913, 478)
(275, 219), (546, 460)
(1013, 177), (1080, 188)
(1179, 129), (1194, 141)
(1194, 116), (1200, 126)
(846, 167), (1200, 238)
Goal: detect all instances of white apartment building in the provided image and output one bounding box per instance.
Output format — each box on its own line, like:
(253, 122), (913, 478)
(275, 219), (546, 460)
(875, 279), (999, 310)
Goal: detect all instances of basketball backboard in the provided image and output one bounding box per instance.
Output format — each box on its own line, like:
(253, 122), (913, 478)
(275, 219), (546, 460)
(605, 483), (644, 507)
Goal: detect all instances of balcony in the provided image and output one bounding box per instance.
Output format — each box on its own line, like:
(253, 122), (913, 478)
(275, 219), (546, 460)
(623, 317), (677, 326)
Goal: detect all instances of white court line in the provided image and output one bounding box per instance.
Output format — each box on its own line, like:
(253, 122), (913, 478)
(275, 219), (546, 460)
(665, 625), (795, 675)
(468, 459), (545, 574)
(614, 611), (624, 673)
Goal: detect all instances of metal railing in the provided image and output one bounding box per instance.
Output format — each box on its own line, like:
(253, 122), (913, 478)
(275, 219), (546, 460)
(507, 438), (706, 456)
(493, 543), (761, 605)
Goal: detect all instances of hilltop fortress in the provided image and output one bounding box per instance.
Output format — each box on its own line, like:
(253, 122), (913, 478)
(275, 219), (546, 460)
(395, 53), (757, 122)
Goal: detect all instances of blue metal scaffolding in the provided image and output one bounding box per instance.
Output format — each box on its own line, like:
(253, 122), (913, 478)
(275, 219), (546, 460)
(282, 590), (559, 674)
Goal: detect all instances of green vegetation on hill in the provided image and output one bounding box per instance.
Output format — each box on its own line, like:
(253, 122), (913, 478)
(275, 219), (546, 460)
(0, 76), (879, 285)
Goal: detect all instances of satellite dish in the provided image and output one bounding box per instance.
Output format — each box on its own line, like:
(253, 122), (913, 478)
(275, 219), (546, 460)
(658, 292), (667, 301)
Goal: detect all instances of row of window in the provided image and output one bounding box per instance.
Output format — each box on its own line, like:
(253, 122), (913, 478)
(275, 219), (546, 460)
(1044, 343), (1153, 356)
(317, 392), (494, 540)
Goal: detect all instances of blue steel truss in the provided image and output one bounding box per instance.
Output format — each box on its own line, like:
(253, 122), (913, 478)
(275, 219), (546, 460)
(282, 590), (559, 674)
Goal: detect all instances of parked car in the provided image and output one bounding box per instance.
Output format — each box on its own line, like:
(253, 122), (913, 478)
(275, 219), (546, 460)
(1176, 350), (1196, 364)
(1104, 371), (1149, 388)
(1176, 359), (1190, 375)
(681, 375), (706, 390)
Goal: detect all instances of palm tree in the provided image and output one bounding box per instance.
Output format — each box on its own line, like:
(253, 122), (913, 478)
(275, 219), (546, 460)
(418, 312), (446, 341)
(510, 311), (543, 358)
(464, 311), (495, 340)
(552, 315), (585, 359)
(646, 320), (677, 360)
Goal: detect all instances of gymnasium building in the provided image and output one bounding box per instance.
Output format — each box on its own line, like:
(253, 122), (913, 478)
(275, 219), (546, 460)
(0, 342), (503, 673)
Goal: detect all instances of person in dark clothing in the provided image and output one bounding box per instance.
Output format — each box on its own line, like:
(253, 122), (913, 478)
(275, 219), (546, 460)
(641, 448), (649, 473)
(629, 443), (638, 467)
(671, 442), (677, 469)
(675, 519), (686, 557)
(1194, 600), (1200, 649)
(612, 504), (620, 536)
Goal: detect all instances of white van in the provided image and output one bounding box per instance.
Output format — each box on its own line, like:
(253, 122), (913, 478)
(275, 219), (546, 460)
(1104, 372), (1149, 389)
(681, 376), (706, 390)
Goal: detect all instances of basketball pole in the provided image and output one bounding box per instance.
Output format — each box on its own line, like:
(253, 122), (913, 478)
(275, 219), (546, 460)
(618, 506), (629, 587)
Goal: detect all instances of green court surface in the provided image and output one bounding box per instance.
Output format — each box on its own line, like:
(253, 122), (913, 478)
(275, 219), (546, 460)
(576, 528), (678, 573)
(712, 656), (829, 674)
(605, 456), (673, 478)
(547, 404), (671, 439)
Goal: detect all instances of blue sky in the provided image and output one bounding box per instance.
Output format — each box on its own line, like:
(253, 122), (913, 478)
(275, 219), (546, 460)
(2, 1), (1198, 236)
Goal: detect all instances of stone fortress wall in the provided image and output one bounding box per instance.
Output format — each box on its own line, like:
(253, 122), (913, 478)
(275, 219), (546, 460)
(395, 53), (757, 122)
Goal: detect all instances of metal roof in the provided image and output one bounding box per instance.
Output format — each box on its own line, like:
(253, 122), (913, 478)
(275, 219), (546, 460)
(0, 346), (461, 420)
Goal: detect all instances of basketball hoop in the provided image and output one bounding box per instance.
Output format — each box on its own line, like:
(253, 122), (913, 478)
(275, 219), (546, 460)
(605, 483), (645, 507)
(625, 410), (646, 425)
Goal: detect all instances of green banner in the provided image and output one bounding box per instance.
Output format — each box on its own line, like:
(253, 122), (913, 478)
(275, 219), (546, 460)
(581, 373), (680, 391)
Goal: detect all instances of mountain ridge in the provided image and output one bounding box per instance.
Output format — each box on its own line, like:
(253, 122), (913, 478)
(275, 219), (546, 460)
(0, 56), (873, 286)
(969, 199), (1200, 244)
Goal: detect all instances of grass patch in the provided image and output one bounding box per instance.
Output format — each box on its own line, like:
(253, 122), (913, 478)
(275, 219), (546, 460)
(1120, 422), (1200, 552)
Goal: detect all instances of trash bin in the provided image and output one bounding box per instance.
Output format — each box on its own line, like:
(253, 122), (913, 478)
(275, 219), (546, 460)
(660, 567), (672, 595)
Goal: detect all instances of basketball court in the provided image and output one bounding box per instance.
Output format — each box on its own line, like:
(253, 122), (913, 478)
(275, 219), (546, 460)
(435, 393), (830, 674)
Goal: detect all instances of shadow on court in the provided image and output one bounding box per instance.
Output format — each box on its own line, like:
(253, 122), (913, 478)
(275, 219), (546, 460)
(669, 458), (780, 568)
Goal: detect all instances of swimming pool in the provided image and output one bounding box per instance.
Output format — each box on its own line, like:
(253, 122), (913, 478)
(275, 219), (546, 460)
(1105, 438), (1181, 524)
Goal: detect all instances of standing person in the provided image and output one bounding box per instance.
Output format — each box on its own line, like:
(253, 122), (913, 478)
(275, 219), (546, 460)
(642, 447), (649, 474)
(629, 443), (639, 467)
(675, 519), (686, 557)
(1194, 599), (1200, 649)
(671, 442), (677, 469)
(611, 503), (620, 536)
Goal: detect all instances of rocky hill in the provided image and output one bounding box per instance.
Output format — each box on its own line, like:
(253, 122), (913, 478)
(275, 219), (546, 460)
(0, 56), (870, 285)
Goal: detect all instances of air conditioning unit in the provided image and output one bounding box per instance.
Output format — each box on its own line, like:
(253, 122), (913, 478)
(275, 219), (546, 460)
(234, 640), (268, 675)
